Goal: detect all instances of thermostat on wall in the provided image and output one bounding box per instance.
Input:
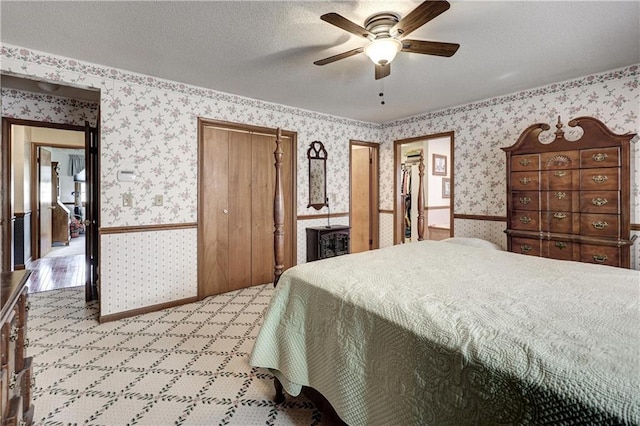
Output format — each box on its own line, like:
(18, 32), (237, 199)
(117, 170), (136, 182)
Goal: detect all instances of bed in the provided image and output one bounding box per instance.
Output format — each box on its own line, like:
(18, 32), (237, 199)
(249, 130), (639, 425)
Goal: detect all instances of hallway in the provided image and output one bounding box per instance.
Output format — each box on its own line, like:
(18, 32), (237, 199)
(26, 235), (85, 293)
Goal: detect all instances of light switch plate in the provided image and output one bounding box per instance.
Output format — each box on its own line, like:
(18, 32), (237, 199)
(122, 193), (133, 207)
(154, 195), (163, 206)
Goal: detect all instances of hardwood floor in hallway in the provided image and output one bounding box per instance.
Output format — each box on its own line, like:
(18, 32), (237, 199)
(26, 254), (84, 293)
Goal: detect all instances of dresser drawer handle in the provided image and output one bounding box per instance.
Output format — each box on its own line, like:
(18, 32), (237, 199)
(9, 325), (18, 342)
(520, 216), (532, 224)
(553, 171), (567, 177)
(520, 245), (532, 253)
(593, 254), (608, 263)
(592, 221), (608, 230)
(519, 197), (532, 205)
(592, 175), (608, 184)
(592, 197), (608, 206)
(592, 153), (608, 162)
(553, 212), (567, 219)
(519, 158), (531, 166)
(555, 242), (567, 249)
(554, 191), (567, 200)
(519, 177), (532, 185)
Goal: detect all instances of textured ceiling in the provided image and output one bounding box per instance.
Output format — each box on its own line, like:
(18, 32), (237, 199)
(1, 1), (638, 123)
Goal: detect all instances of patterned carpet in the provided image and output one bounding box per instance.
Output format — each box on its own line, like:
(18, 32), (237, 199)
(28, 284), (329, 425)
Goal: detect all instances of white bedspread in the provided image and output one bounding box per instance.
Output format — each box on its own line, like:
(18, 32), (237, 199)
(250, 241), (639, 425)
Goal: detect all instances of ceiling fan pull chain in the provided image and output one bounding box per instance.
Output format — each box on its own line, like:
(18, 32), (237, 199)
(379, 80), (385, 105)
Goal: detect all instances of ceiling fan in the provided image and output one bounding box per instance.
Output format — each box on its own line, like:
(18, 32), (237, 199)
(314, 0), (460, 80)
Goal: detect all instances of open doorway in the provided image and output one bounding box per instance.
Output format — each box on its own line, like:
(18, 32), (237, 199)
(394, 132), (454, 244)
(1, 75), (100, 300)
(5, 123), (87, 292)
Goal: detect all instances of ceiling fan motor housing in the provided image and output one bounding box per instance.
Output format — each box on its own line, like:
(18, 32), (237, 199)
(365, 12), (400, 39)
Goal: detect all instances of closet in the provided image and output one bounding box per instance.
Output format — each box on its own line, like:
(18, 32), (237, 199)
(401, 153), (422, 242)
(198, 123), (294, 297)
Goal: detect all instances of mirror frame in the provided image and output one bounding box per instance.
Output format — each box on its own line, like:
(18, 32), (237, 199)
(307, 140), (328, 210)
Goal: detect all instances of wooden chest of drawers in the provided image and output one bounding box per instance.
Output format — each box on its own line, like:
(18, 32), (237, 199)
(502, 117), (636, 268)
(1, 270), (34, 425)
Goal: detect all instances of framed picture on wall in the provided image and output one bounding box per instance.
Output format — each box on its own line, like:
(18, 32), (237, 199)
(433, 154), (447, 176)
(442, 178), (451, 198)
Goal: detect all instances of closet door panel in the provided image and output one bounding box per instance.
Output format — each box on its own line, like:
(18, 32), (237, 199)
(201, 127), (230, 296)
(251, 133), (276, 285)
(228, 131), (253, 291)
(351, 147), (371, 253)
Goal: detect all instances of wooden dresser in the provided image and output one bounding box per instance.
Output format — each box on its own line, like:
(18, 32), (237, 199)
(502, 116), (636, 268)
(306, 226), (350, 262)
(1, 270), (34, 425)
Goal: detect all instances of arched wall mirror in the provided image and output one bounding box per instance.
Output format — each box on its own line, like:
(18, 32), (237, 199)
(307, 141), (328, 209)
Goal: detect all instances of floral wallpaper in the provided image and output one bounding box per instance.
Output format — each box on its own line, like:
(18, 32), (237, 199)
(2, 41), (638, 316)
(380, 65), (639, 260)
(1, 88), (98, 126)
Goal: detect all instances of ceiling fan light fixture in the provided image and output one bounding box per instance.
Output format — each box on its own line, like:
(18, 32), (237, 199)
(364, 38), (402, 66)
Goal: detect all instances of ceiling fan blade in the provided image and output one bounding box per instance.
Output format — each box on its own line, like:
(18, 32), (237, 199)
(401, 39), (460, 57)
(321, 13), (374, 39)
(314, 47), (364, 66)
(391, 1), (451, 38)
(375, 63), (390, 80)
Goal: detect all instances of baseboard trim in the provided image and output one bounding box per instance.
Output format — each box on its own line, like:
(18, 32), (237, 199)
(99, 295), (199, 323)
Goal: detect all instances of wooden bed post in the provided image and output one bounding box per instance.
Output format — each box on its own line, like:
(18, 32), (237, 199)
(273, 128), (284, 287)
(272, 127), (286, 404)
(417, 149), (425, 241)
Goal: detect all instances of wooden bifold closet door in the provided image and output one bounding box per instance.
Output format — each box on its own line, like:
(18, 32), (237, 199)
(199, 125), (293, 298)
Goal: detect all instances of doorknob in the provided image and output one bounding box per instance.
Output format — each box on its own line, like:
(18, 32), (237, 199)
(49, 206), (56, 210)
(223, 209), (229, 214)
(84, 220), (91, 226)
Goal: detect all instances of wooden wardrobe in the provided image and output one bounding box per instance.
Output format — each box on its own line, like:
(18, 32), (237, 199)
(198, 122), (295, 298)
(502, 116), (636, 268)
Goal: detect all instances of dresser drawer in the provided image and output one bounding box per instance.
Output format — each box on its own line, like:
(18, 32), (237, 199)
(580, 168), (619, 191)
(510, 210), (539, 231)
(541, 169), (580, 190)
(512, 192), (539, 211)
(580, 213), (619, 238)
(511, 154), (539, 171)
(541, 150), (580, 170)
(511, 237), (540, 256)
(4, 395), (23, 426)
(541, 190), (579, 212)
(580, 191), (619, 214)
(580, 147), (620, 169)
(542, 211), (577, 234)
(544, 240), (575, 261)
(580, 244), (620, 267)
(511, 171), (540, 191)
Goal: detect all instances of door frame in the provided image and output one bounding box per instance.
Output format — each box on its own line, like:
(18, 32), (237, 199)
(196, 118), (297, 299)
(393, 131), (455, 244)
(1, 118), (92, 270)
(349, 140), (379, 251)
